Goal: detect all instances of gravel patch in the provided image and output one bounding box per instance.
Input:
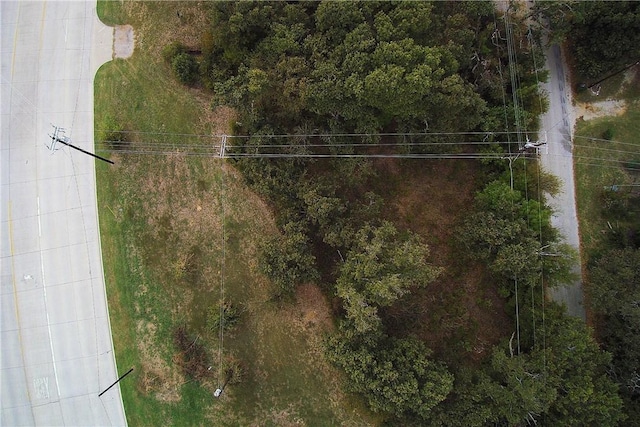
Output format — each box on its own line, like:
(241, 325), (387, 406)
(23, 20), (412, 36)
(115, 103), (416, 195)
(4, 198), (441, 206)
(575, 99), (627, 121)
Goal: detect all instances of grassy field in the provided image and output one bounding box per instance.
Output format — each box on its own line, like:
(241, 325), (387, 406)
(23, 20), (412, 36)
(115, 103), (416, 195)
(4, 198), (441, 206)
(574, 67), (640, 264)
(95, 1), (377, 425)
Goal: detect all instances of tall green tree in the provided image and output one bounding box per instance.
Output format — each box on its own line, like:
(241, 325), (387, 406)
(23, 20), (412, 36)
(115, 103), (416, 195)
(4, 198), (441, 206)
(589, 247), (640, 417)
(327, 333), (453, 420)
(336, 221), (441, 334)
(259, 221), (319, 298)
(589, 247), (640, 319)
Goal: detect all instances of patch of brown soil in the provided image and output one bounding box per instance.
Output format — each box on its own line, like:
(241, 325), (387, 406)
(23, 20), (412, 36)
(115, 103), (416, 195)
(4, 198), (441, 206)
(575, 99), (627, 121)
(258, 406), (306, 427)
(382, 159), (477, 265)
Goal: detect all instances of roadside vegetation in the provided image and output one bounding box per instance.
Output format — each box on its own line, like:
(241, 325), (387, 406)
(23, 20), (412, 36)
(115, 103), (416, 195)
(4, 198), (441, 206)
(536, 1), (640, 422)
(573, 87), (640, 423)
(96, 1), (625, 425)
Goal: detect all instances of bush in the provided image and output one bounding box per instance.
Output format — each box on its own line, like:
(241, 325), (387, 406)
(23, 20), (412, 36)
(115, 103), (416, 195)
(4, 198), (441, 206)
(259, 221), (319, 299)
(173, 326), (210, 381)
(207, 300), (240, 334)
(162, 41), (186, 63)
(603, 127), (615, 141)
(172, 53), (199, 85)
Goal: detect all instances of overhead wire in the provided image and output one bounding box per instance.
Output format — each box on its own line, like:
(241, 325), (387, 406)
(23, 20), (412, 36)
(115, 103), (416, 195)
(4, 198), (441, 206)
(217, 161), (226, 394)
(503, 7), (522, 356)
(528, 22), (546, 363)
(88, 139), (640, 175)
(93, 129), (640, 161)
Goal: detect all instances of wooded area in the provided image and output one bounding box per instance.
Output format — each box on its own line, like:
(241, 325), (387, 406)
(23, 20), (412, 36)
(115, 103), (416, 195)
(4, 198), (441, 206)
(155, 1), (635, 424)
(534, 1), (640, 79)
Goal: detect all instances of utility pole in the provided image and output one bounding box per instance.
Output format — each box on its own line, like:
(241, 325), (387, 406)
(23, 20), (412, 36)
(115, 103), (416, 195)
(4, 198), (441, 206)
(213, 368), (233, 398)
(219, 134), (227, 158)
(48, 125), (114, 164)
(585, 58), (640, 90)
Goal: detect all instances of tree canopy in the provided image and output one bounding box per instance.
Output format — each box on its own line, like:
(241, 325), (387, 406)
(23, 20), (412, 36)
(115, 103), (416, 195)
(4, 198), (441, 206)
(327, 333), (454, 420)
(535, 1), (640, 78)
(336, 221), (441, 335)
(169, 1), (627, 423)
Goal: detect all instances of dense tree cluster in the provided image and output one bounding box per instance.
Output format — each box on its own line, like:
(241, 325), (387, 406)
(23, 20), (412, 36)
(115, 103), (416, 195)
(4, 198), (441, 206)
(429, 308), (623, 426)
(336, 221), (441, 334)
(460, 179), (575, 294)
(327, 333), (453, 421)
(164, 1), (626, 423)
(202, 1), (490, 134)
(589, 248), (640, 421)
(534, 1), (640, 79)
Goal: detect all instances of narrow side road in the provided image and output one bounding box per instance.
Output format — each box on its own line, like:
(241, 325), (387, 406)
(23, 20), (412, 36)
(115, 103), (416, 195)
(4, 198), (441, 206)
(539, 44), (586, 320)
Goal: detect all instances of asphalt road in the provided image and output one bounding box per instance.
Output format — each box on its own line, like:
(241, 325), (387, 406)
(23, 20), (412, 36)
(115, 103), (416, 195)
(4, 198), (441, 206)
(1, 1), (127, 425)
(539, 44), (586, 320)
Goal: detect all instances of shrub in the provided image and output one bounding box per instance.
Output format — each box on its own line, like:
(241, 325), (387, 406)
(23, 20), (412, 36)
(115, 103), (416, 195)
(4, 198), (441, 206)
(99, 115), (128, 150)
(172, 53), (199, 85)
(173, 326), (210, 381)
(207, 300), (240, 334)
(162, 41), (186, 63)
(603, 127), (615, 140)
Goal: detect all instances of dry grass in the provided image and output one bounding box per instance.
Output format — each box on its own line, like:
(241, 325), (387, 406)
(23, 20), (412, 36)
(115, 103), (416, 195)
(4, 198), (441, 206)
(136, 320), (183, 402)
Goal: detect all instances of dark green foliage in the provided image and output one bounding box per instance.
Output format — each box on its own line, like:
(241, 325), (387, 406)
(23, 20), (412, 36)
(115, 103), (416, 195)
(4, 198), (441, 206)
(459, 180), (574, 290)
(193, 1), (623, 423)
(162, 41), (186, 63)
(259, 221), (319, 299)
(536, 1), (640, 79)
(202, 1), (506, 134)
(99, 115), (128, 150)
(429, 311), (624, 426)
(543, 314), (624, 426)
(589, 248), (640, 409)
(207, 300), (241, 334)
(603, 127), (615, 140)
(571, 2), (640, 79)
(171, 53), (199, 85)
(336, 221), (441, 335)
(590, 247), (640, 319)
(327, 332), (453, 421)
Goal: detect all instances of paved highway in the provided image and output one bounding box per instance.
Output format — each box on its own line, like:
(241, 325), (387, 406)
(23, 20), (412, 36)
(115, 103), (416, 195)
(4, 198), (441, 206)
(539, 44), (586, 320)
(1, 1), (127, 425)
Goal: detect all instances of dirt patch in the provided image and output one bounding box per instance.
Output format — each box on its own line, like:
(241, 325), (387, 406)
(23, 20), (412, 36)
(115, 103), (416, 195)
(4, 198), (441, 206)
(575, 99), (627, 121)
(114, 25), (134, 59)
(383, 159), (478, 265)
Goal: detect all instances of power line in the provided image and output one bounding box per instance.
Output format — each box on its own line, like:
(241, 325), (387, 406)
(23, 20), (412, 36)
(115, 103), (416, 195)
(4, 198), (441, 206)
(215, 162), (227, 398)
